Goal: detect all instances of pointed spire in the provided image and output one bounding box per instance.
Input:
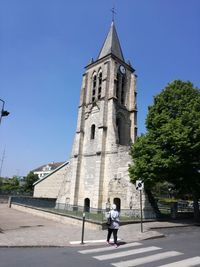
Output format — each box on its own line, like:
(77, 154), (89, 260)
(98, 21), (124, 61)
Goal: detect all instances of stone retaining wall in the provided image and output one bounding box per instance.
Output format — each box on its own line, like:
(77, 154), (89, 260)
(11, 203), (103, 230)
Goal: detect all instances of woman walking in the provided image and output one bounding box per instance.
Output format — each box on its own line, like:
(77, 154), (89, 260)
(106, 204), (120, 248)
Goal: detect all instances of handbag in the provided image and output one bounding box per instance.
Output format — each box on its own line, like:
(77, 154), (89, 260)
(106, 214), (112, 226)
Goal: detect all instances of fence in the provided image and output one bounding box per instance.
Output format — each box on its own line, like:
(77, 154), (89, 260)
(158, 200), (194, 219)
(11, 196), (56, 208)
(9, 196), (194, 223)
(10, 196), (156, 223)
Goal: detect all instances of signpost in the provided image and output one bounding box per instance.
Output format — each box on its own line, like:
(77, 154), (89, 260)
(81, 212), (86, 244)
(136, 180), (144, 233)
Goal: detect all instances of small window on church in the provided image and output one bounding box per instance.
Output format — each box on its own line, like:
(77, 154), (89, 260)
(91, 124), (95, 139)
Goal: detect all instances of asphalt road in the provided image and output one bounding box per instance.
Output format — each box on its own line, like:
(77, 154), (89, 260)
(0, 226), (200, 267)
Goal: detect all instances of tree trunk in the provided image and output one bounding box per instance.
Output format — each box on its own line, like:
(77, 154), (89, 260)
(145, 189), (161, 218)
(193, 192), (200, 222)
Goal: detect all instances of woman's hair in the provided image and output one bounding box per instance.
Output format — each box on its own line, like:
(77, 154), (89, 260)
(112, 204), (117, 210)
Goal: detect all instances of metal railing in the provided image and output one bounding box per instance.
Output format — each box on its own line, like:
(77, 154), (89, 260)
(10, 196), (156, 223)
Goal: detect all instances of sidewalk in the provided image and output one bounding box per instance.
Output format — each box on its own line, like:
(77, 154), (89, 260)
(0, 204), (194, 247)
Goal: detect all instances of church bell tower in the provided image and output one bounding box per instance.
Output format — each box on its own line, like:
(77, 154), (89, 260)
(57, 21), (140, 211)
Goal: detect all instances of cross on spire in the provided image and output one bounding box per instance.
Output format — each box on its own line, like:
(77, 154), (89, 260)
(111, 6), (116, 22)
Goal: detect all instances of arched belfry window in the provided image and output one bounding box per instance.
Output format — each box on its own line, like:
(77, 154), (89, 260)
(115, 70), (126, 105)
(92, 73), (97, 102)
(98, 71), (102, 99)
(91, 124), (95, 139)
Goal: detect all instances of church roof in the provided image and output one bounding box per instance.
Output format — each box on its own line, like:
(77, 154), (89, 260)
(98, 21), (124, 61)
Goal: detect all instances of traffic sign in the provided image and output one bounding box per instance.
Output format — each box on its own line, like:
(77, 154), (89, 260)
(136, 180), (144, 191)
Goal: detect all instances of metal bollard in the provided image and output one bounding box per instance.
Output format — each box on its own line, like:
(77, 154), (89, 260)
(81, 212), (85, 244)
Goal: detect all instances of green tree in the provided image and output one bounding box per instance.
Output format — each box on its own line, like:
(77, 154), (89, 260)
(0, 176), (20, 193)
(129, 80), (200, 220)
(0, 177), (3, 192)
(23, 172), (39, 193)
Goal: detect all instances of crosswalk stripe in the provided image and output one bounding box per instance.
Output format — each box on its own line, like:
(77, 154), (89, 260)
(156, 256), (200, 267)
(70, 239), (107, 245)
(70, 238), (121, 245)
(94, 246), (162, 261)
(79, 242), (142, 254)
(111, 251), (183, 267)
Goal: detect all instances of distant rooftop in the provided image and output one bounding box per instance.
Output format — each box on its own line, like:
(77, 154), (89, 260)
(32, 162), (65, 172)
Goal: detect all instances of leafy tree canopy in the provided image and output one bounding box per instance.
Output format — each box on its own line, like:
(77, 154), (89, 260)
(23, 171), (39, 193)
(129, 80), (200, 218)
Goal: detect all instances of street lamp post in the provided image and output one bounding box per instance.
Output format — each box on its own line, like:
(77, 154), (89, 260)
(0, 99), (10, 125)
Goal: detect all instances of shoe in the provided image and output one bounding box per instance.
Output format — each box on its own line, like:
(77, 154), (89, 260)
(114, 244), (118, 248)
(106, 241), (111, 245)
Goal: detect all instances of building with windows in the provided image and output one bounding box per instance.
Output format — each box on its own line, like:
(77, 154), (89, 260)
(33, 162), (64, 179)
(34, 21), (152, 212)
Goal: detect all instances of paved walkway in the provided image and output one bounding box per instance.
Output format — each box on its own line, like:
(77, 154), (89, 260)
(0, 204), (194, 247)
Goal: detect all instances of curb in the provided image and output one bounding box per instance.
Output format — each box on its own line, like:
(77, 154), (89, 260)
(143, 234), (165, 240)
(149, 224), (195, 230)
(0, 232), (166, 248)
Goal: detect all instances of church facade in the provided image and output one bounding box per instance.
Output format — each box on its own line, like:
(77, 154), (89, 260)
(56, 21), (142, 211)
(34, 22), (152, 212)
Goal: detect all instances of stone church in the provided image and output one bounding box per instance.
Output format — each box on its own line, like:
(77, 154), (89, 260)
(34, 21), (151, 212)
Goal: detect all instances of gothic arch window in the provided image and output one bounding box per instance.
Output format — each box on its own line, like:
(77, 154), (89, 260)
(92, 73), (97, 102)
(98, 71), (102, 99)
(115, 70), (126, 105)
(91, 124), (95, 139)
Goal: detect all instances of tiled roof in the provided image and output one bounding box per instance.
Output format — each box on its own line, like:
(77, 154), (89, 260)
(32, 162), (65, 172)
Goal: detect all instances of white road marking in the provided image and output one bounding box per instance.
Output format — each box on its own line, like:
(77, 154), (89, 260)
(111, 251), (183, 267)
(94, 246), (162, 260)
(70, 239), (107, 245)
(79, 242), (142, 254)
(70, 238), (121, 245)
(156, 256), (200, 267)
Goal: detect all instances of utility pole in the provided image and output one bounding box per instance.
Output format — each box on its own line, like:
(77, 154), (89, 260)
(0, 148), (5, 178)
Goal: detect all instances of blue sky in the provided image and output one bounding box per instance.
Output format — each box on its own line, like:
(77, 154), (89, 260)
(0, 0), (199, 177)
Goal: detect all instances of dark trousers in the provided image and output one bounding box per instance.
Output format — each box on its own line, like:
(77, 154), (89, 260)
(107, 228), (118, 244)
